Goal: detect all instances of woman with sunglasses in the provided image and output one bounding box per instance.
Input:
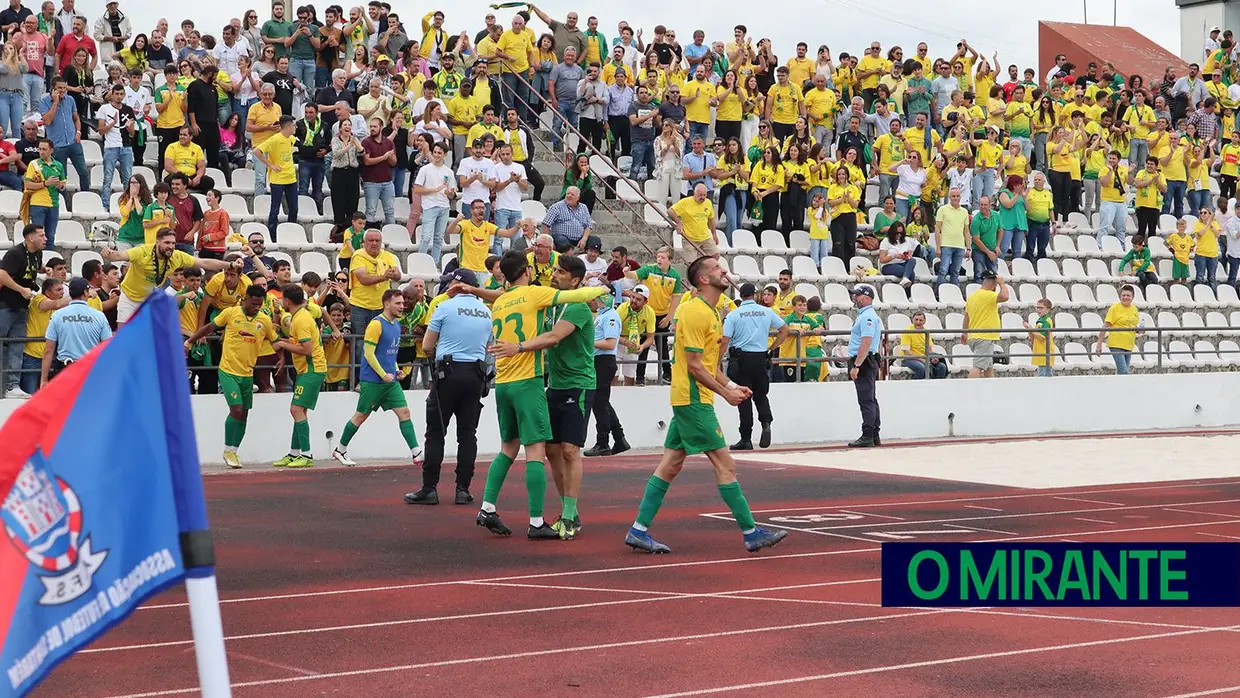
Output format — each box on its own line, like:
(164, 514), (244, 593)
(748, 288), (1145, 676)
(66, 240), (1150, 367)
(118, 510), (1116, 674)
(241, 11), (262, 56)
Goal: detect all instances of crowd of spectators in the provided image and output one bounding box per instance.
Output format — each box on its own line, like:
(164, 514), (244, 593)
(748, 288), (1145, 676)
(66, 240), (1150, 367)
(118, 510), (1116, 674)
(0, 4), (1237, 397)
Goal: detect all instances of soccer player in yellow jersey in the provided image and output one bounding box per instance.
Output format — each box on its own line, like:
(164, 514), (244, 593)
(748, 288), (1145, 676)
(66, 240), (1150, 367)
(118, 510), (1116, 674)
(470, 251), (606, 540)
(184, 285), (276, 468)
(101, 228), (240, 324)
(625, 256), (788, 554)
(271, 285), (328, 469)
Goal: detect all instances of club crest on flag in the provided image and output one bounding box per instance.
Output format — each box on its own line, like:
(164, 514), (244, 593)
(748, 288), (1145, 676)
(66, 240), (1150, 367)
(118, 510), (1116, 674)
(2, 452), (108, 606)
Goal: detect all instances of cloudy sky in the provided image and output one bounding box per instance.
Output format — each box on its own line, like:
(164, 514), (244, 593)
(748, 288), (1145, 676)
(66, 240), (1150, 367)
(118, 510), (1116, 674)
(122, 0), (1182, 74)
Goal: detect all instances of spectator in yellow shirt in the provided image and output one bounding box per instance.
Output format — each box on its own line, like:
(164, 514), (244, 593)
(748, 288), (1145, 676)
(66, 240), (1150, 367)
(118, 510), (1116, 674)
(856, 41), (890, 111)
(1194, 207), (1222, 287)
(496, 14), (538, 120)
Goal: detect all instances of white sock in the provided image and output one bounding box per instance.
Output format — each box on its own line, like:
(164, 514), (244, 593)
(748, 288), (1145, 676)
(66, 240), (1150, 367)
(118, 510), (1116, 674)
(742, 528), (756, 536)
(335, 446), (347, 454)
(289, 449), (302, 457)
(631, 522), (648, 532)
(481, 501), (497, 513)
(530, 516), (544, 527)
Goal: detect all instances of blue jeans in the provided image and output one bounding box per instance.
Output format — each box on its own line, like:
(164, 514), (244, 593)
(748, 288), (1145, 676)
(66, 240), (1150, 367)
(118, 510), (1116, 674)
(101, 147), (134, 211)
(419, 205), (450, 262)
(719, 188), (744, 243)
(22, 73), (42, 112)
(630, 139), (655, 180)
(217, 97), (235, 126)
(362, 180), (395, 225)
(905, 357), (947, 379)
(298, 160), (326, 210)
(290, 58), (318, 91)
(881, 260), (916, 282)
(0, 90), (21, 134)
(19, 353), (40, 394)
(267, 182), (298, 241)
(1027, 221), (1051, 259)
(895, 197), (913, 221)
(28, 204), (58, 250)
(501, 73), (530, 120)
(1187, 189), (1212, 214)
(971, 168), (995, 210)
(493, 208), (521, 255)
(251, 152), (268, 195)
(971, 249), (997, 282)
(999, 227), (1027, 259)
(1037, 366), (1054, 377)
(809, 239), (829, 266)
(553, 100), (578, 147)
(1195, 255), (1219, 287)
(53, 142), (89, 195)
(936, 246), (965, 285)
(1162, 179), (1186, 218)
(349, 306), (382, 379)
(1111, 348), (1131, 375)
(393, 169), (407, 199)
(1227, 256), (1240, 286)
(0, 306), (27, 392)
(1097, 200), (1128, 248)
(0, 170), (21, 190)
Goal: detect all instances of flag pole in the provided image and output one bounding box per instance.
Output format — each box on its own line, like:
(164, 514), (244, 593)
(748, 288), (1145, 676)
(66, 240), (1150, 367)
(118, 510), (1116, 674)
(184, 541), (232, 697)
(149, 292), (233, 697)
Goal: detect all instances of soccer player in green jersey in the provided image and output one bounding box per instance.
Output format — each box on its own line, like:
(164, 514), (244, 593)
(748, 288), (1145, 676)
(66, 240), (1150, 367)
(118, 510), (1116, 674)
(272, 285), (328, 468)
(470, 251), (606, 540)
(330, 290), (421, 467)
(624, 256), (789, 554)
(490, 255), (594, 540)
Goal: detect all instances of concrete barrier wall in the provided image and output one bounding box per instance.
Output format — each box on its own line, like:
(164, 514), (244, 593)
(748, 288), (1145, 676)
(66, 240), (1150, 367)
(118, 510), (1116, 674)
(2, 372), (1236, 465)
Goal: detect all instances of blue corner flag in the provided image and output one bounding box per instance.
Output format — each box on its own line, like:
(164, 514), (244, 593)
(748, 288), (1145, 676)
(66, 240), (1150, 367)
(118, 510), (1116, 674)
(0, 291), (230, 697)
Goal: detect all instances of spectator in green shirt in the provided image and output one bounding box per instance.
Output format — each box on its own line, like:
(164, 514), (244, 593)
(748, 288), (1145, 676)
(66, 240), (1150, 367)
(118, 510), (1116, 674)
(996, 175), (1028, 260)
(1119, 234), (1158, 290)
(970, 194), (1000, 282)
(261, 4), (293, 61)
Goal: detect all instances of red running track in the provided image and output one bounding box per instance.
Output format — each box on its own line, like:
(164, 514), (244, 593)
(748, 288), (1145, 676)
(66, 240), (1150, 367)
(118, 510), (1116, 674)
(34, 451), (1240, 697)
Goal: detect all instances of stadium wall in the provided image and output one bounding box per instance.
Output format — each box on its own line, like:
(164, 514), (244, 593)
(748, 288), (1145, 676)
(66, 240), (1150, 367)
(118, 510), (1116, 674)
(1, 372), (1238, 465)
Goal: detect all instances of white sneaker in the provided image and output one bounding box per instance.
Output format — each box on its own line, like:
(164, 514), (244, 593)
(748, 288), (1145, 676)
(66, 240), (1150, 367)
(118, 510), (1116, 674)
(331, 448), (356, 467)
(5, 387), (30, 399)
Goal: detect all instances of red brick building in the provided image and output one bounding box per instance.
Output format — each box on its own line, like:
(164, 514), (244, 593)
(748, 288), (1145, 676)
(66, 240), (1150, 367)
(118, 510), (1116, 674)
(1039, 21), (1190, 86)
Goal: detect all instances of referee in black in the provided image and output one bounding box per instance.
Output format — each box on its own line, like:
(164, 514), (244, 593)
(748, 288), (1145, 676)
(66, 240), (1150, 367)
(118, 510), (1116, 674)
(719, 283), (788, 450)
(405, 269), (494, 505)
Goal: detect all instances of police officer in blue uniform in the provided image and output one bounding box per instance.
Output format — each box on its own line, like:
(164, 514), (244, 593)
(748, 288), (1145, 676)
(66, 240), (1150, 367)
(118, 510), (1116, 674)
(720, 283), (789, 450)
(405, 268), (494, 505)
(847, 283), (883, 448)
(40, 277), (112, 387)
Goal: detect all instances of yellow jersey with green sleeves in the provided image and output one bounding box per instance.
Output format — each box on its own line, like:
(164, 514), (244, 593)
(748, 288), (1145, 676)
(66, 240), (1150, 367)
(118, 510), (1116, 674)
(491, 284), (606, 384)
(634, 264), (683, 315)
(289, 307), (328, 374)
(671, 296), (722, 407)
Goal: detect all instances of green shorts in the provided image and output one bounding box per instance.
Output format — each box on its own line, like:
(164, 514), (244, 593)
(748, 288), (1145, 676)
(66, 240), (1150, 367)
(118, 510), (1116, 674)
(292, 371), (326, 409)
(496, 377), (552, 445)
(664, 403), (727, 455)
(803, 346), (824, 382)
(219, 371), (254, 410)
(1172, 260), (1191, 280)
(356, 380), (408, 414)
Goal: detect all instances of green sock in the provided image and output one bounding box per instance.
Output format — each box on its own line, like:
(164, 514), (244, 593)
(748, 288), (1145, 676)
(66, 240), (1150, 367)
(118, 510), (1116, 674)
(399, 419), (418, 450)
(482, 453), (515, 505)
(718, 482), (756, 531)
(224, 416), (240, 448)
(525, 460), (546, 518)
(294, 420), (310, 453)
(635, 475), (670, 529)
(340, 420), (359, 447)
(562, 496), (578, 521)
(228, 416), (247, 447)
